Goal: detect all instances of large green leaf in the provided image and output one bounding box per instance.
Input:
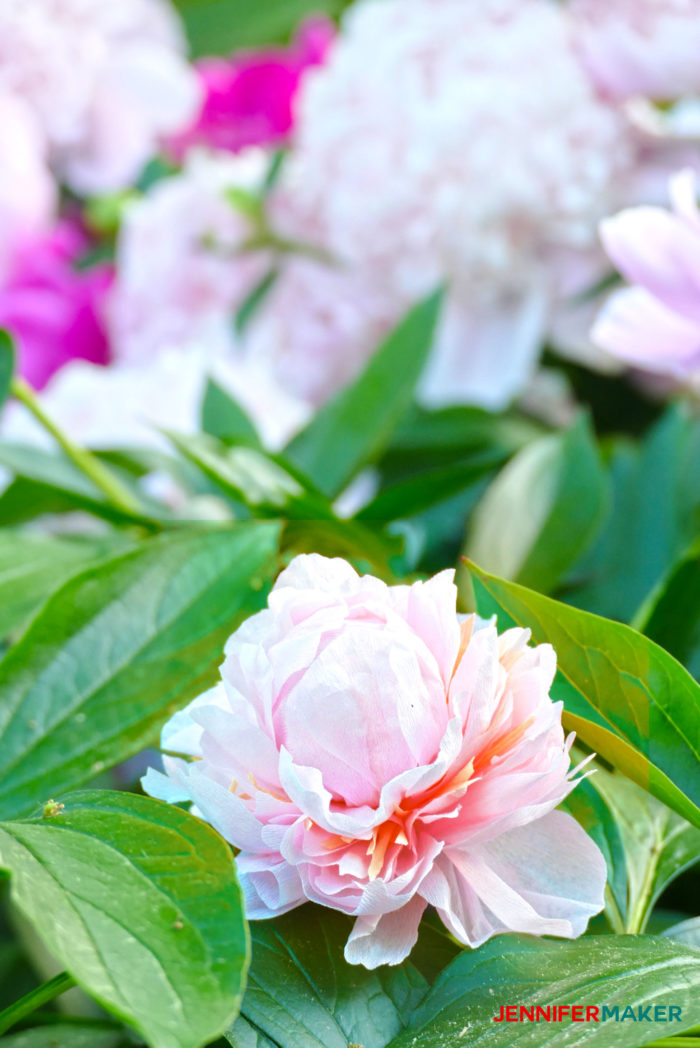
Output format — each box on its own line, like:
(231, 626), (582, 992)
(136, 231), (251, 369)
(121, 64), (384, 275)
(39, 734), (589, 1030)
(468, 563), (700, 827)
(357, 451), (504, 522)
(384, 405), (542, 478)
(0, 524), (279, 819)
(467, 415), (608, 594)
(173, 0), (343, 57)
(0, 791), (249, 1048)
(285, 292), (443, 499)
(565, 404), (700, 621)
(588, 768), (700, 934)
(0, 443), (162, 528)
(227, 907), (458, 1048)
(388, 935), (700, 1048)
(0, 1025), (127, 1047)
(0, 533), (131, 643)
(637, 539), (700, 680)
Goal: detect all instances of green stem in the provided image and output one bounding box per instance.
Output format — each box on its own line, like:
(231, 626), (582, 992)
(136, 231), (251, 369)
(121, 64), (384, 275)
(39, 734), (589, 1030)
(11, 377), (143, 518)
(0, 972), (76, 1035)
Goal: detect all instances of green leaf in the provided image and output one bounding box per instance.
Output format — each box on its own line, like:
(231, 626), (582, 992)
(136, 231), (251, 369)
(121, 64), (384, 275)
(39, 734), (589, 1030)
(0, 791), (249, 1048)
(0, 524), (279, 819)
(467, 415), (608, 594)
(385, 405), (543, 476)
(468, 563), (700, 827)
(173, 0), (342, 57)
(285, 292), (444, 499)
(0, 443), (162, 528)
(166, 431), (333, 520)
(636, 539), (700, 679)
(565, 404), (700, 621)
(388, 935), (700, 1048)
(663, 916), (700, 947)
(0, 1025), (127, 1048)
(227, 906), (458, 1048)
(0, 533), (132, 643)
(201, 379), (262, 447)
(357, 451), (504, 522)
(0, 331), (15, 410)
(587, 768), (700, 934)
(166, 432), (400, 577)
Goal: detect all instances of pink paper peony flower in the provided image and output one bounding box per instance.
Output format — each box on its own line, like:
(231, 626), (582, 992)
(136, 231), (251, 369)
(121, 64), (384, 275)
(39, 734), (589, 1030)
(0, 220), (112, 390)
(570, 0), (700, 103)
(0, 0), (200, 194)
(169, 17), (335, 158)
(143, 554), (606, 968)
(592, 169), (700, 376)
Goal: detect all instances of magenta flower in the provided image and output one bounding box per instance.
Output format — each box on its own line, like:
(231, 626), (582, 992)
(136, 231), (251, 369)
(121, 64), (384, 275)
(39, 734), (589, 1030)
(593, 169), (700, 376)
(169, 16), (334, 157)
(0, 221), (112, 390)
(144, 554), (606, 969)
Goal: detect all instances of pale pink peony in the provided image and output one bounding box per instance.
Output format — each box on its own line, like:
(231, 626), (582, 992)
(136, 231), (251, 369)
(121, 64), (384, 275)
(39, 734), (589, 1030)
(0, 220), (112, 390)
(570, 0), (700, 103)
(169, 17), (335, 158)
(0, 0), (200, 194)
(143, 554), (606, 968)
(592, 169), (700, 376)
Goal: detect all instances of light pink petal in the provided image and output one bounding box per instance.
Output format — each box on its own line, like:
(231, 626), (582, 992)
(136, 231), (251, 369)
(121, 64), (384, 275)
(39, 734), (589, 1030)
(388, 570), (461, 689)
(445, 810), (606, 944)
(278, 747), (382, 837)
(344, 896), (428, 968)
(161, 683), (229, 756)
(600, 207), (700, 322)
(272, 554), (361, 597)
(669, 169), (700, 234)
(236, 853), (306, 918)
(140, 766), (190, 804)
(278, 624), (446, 805)
(593, 286), (700, 375)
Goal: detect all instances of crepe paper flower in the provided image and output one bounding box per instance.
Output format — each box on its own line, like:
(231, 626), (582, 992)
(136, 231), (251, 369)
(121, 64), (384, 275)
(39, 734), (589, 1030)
(570, 0), (700, 104)
(169, 16), (335, 158)
(0, 93), (56, 281)
(0, 0), (201, 194)
(0, 220), (112, 390)
(143, 554), (606, 969)
(592, 169), (700, 377)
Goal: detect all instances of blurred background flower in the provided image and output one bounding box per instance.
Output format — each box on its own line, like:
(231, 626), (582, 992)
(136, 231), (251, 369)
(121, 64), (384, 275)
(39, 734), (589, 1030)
(3, 0), (700, 458)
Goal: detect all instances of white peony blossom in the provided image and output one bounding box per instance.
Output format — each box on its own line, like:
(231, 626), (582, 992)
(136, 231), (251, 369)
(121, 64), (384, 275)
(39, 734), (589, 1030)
(0, 0), (200, 194)
(109, 149), (269, 363)
(253, 0), (637, 409)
